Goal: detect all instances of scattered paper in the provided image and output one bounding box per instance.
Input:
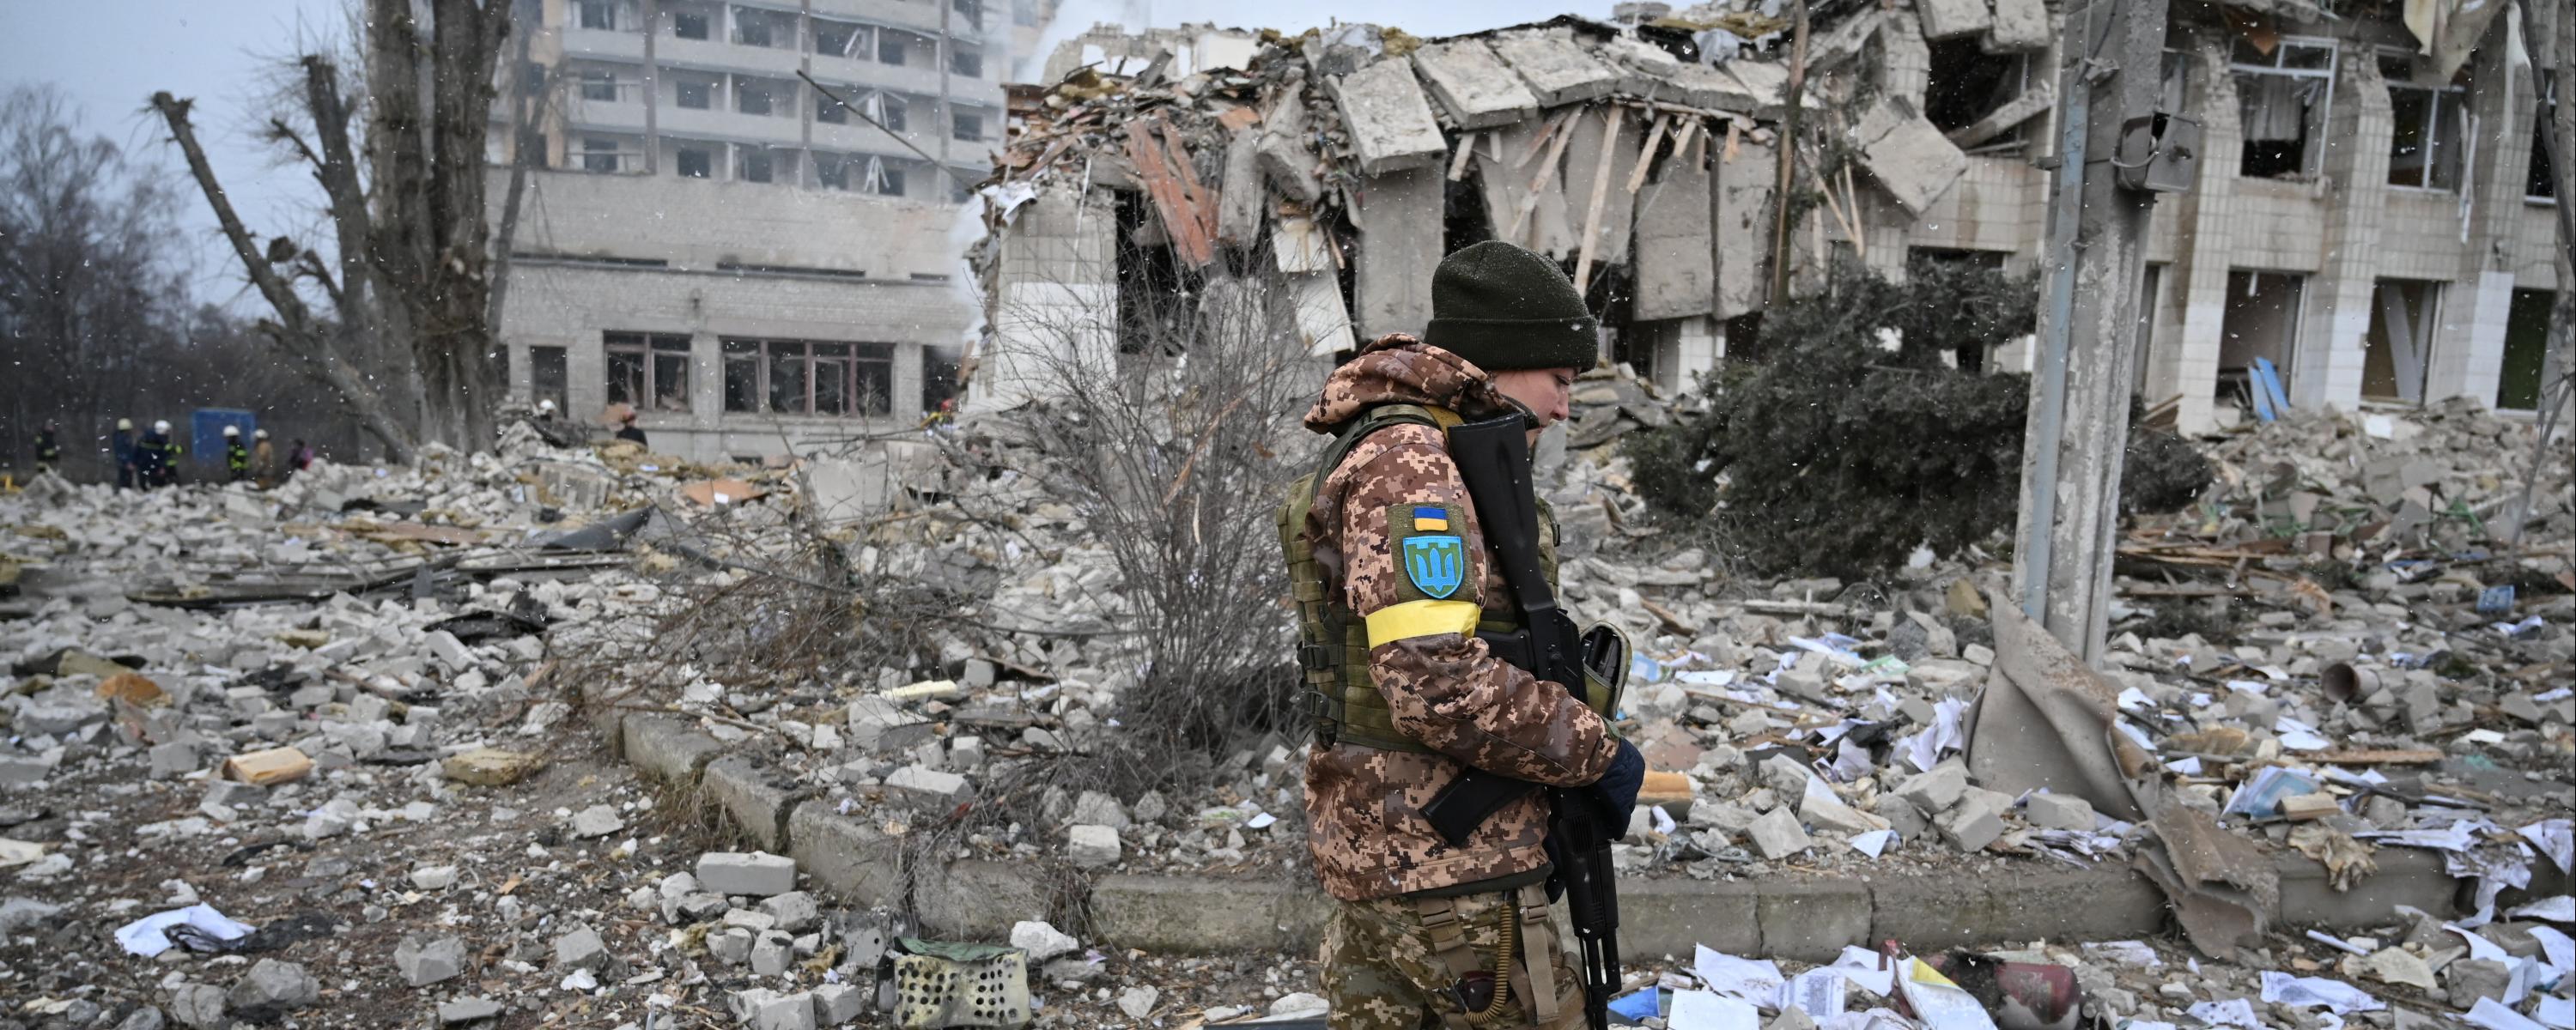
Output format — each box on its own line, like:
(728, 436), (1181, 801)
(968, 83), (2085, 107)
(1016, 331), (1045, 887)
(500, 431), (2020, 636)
(1849, 830), (1895, 858)
(2537, 997), (2572, 1030)
(1894, 959), (1999, 1030)
(1827, 947), (1899, 996)
(2186, 998), (2261, 1028)
(2464, 997), (2546, 1030)
(2225, 767), (2322, 819)
(2083, 941), (2163, 967)
(113, 904), (255, 957)
(1784, 967), (1850, 1018)
(2354, 820), (2482, 852)
(2259, 972), (2383, 1014)
(1694, 945), (1785, 1003)
(2507, 895), (2573, 923)
(1668, 991), (1761, 1030)
(2273, 716), (2331, 751)
(2166, 756), (2204, 776)
(2520, 820), (2573, 875)
(2530, 925), (2573, 976)
(2444, 924), (2512, 963)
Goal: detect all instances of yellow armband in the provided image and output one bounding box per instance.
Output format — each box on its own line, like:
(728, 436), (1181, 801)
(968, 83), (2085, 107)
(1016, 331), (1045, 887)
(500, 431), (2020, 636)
(1364, 599), (1482, 646)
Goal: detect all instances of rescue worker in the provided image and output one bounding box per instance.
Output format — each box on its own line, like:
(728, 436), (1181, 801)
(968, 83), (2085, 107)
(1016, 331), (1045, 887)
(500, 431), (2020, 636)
(613, 409), (647, 446)
(222, 425), (252, 482)
(33, 421), (62, 476)
(252, 429), (277, 486)
(136, 420), (181, 488)
(289, 439), (313, 473)
(534, 398), (558, 424)
(112, 419), (137, 489)
(1285, 240), (1644, 1030)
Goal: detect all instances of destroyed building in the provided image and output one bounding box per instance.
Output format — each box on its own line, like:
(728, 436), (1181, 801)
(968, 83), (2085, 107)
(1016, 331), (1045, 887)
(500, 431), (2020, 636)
(483, 0), (1043, 461)
(964, 1), (2567, 435)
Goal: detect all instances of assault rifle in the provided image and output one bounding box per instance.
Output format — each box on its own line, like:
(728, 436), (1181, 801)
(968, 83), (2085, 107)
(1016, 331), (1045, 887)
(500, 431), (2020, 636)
(1419, 409), (1625, 1030)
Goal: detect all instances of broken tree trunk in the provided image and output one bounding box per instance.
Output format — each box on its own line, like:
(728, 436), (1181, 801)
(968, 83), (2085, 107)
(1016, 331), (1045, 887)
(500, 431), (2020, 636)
(149, 92), (419, 464)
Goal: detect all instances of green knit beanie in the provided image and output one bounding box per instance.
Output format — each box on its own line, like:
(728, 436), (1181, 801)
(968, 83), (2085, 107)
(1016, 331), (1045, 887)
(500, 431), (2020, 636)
(1420, 240), (1600, 372)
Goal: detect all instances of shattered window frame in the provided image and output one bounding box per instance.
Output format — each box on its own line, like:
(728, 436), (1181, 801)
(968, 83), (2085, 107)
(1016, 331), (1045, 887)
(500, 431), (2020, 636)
(734, 76), (778, 116)
(2230, 36), (2338, 181)
(580, 136), (623, 173)
(605, 331), (694, 413)
(952, 110), (983, 142)
(879, 30), (911, 66)
(815, 152), (852, 191)
(675, 143), (714, 179)
(951, 46), (983, 79)
(1922, 37), (2033, 147)
(737, 144), (778, 184)
(2532, 72), (2560, 203)
(671, 10), (711, 39)
(576, 0), (618, 31)
(529, 345), (570, 412)
(816, 90), (850, 124)
(723, 338), (896, 417)
(812, 18), (871, 60)
(2381, 49), (2470, 192)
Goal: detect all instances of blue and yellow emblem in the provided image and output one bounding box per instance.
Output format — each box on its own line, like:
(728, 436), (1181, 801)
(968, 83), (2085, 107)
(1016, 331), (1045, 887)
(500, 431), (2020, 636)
(1400, 506), (1465, 599)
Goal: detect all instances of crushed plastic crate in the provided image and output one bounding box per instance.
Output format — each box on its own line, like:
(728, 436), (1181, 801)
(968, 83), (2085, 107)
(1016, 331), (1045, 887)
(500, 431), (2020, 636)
(890, 938), (1031, 1029)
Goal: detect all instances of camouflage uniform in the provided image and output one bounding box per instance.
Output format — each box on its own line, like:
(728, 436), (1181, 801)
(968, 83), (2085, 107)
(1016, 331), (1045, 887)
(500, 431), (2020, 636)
(1296, 334), (1615, 1029)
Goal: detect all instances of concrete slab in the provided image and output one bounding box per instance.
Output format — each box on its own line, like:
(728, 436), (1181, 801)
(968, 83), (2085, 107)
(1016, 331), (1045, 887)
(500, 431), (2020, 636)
(1623, 876), (1761, 960)
(1558, 106), (1643, 270)
(1720, 62), (1791, 111)
(1257, 87), (1325, 205)
(1853, 97), (1968, 215)
(1476, 118), (1576, 258)
(1352, 167), (1444, 340)
(1759, 880), (1873, 960)
(1488, 29), (1623, 106)
(913, 858), (1053, 939)
(622, 715), (723, 786)
(2275, 846), (2461, 927)
(1633, 150), (1716, 320)
(1870, 863), (2165, 952)
(1918, 0), (1996, 40)
(1712, 136), (1776, 318)
(1985, 0), (2050, 52)
(1088, 874), (1332, 954)
(785, 801), (905, 908)
(1411, 39), (1540, 130)
(1327, 58), (1449, 176)
(1289, 273), (1357, 357)
(702, 755), (811, 852)
(1217, 128), (1264, 249)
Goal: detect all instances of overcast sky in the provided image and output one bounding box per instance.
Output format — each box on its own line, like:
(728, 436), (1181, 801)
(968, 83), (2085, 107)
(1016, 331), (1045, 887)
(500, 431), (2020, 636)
(3, 0), (1600, 308)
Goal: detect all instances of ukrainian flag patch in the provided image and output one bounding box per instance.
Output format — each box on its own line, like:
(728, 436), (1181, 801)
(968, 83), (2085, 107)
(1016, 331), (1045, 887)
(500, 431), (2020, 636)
(1411, 506), (1449, 531)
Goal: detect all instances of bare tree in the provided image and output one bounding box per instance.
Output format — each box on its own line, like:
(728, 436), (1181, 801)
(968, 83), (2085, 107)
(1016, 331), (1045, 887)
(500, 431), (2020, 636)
(149, 0), (518, 463)
(0, 85), (188, 468)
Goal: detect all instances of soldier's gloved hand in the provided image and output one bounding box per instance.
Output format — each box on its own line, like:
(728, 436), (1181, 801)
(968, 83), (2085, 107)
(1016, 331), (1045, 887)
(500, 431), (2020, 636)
(1589, 738), (1646, 832)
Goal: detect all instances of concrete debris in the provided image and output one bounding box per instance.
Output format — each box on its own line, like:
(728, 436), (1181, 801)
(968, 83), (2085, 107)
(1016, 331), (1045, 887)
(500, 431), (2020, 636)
(395, 934), (469, 987)
(698, 851), (798, 898)
(436, 997), (503, 1026)
(1850, 96), (1969, 215)
(227, 958), (319, 1013)
(1067, 824), (1124, 868)
(1411, 39), (1540, 130)
(1327, 57), (1449, 176)
(1012, 919), (1082, 962)
(568, 803), (625, 839)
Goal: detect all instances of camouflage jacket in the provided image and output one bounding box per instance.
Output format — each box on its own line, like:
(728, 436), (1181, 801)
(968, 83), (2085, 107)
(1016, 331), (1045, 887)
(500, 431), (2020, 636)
(1296, 334), (1618, 902)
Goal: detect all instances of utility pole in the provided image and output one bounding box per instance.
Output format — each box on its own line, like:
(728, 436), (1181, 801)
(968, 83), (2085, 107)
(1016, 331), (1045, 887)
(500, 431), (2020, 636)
(2010, 0), (2170, 665)
(1768, 0), (1810, 306)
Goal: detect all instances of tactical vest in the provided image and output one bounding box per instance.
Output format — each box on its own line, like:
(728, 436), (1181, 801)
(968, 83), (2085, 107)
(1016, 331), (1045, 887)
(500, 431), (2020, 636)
(1277, 403), (1559, 754)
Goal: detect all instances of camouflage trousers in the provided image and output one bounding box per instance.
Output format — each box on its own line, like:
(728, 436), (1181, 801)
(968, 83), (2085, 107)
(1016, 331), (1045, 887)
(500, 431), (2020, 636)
(1320, 885), (1587, 1030)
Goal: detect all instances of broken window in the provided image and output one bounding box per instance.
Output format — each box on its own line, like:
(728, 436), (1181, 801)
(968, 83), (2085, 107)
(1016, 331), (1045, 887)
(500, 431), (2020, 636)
(2499, 289), (2554, 409)
(2532, 73), (2560, 202)
(872, 162), (906, 197)
(952, 0), (983, 30)
(605, 332), (692, 412)
(738, 147), (775, 184)
(676, 79), (712, 110)
(817, 91), (849, 124)
(671, 10), (710, 39)
(582, 136), (620, 173)
(732, 7), (791, 47)
(879, 31), (910, 66)
(814, 19), (869, 59)
(580, 70), (619, 102)
(952, 112), (983, 142)
(530, 346), (568, 412)
(676, 145), (713, 179)
(736, 77), (779, 116)
(2231, 38), (2336, 179)
(951, 46), (983, 79)
(2383, 51), (2468, 191)
(816, 153), (851, 191)
(577, 0), (617, 30)
(2363, 279), (2440, 403)
(725, 339), (893, 415)
(2218, 270), (2304, 407)
(1924, 39), (2032, 148)
(876, 94), (908, 132)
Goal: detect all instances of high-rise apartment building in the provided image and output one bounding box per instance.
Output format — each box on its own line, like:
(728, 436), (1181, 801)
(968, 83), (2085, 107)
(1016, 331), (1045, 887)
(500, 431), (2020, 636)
(489, 0), (1016, 461)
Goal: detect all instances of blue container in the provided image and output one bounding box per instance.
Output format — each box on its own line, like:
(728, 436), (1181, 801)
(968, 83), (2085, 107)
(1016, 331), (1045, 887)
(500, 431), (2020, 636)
(190, 409), (257, 466)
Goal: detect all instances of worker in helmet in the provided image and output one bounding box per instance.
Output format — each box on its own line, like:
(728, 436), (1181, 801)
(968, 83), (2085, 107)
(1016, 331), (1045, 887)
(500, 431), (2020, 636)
(137, 420), (182, 488)
(33, 421), (62, 476)
(535, 398), (558, 423)
(112, 419), (137, 489)
(252, 429), (277, 487)
(222, 425), (252, 482)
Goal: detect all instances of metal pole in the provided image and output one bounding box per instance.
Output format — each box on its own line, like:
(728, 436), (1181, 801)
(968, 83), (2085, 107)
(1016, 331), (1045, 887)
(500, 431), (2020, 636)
(2019, 0), (2094, 625)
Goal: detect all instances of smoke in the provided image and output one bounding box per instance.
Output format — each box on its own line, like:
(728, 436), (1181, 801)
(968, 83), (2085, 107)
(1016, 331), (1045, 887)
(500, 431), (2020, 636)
(1022, 0), (1148, 83)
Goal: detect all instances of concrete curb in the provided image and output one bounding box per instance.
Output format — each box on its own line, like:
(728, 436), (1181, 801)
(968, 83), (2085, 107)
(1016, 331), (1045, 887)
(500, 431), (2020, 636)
(578, 682), (2490, 960)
